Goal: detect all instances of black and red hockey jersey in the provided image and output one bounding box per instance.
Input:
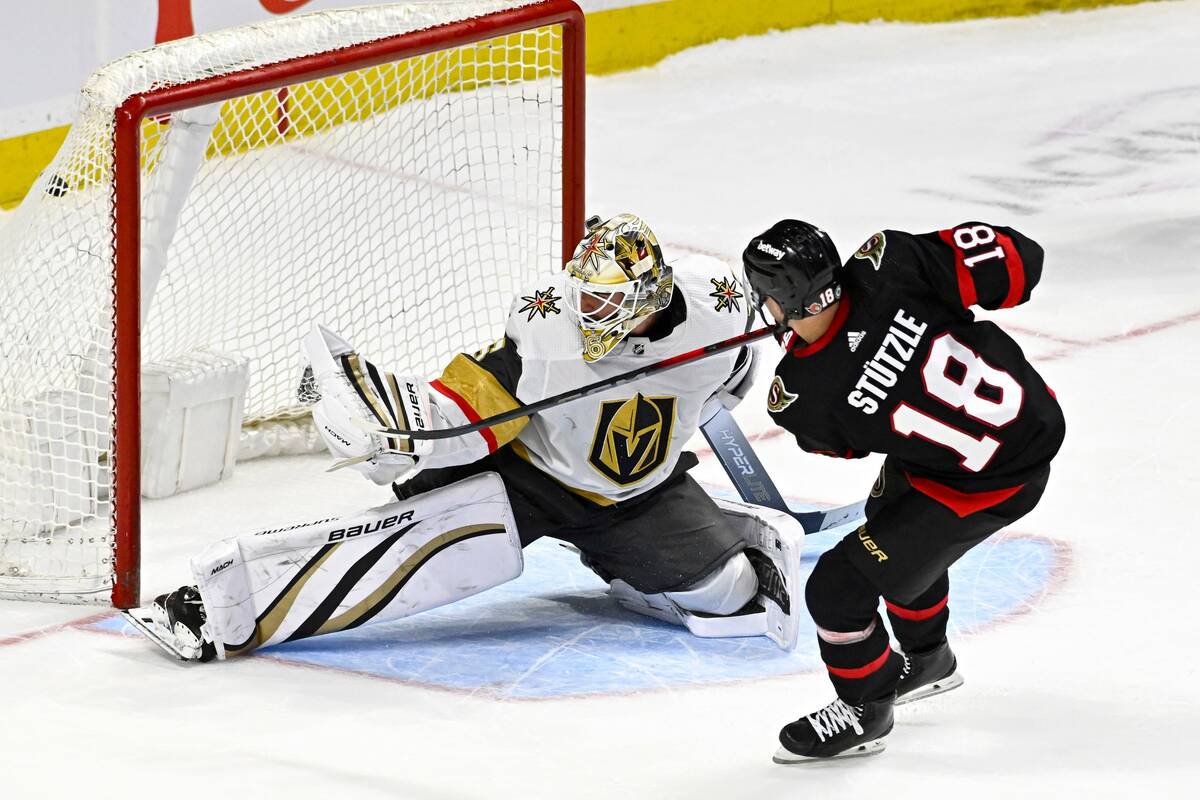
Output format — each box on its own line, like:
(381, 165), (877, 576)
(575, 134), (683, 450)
(766, 223), (1065, 510)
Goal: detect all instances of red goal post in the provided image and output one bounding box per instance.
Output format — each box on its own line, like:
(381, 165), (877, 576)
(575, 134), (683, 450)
(0, 1), (584, 608)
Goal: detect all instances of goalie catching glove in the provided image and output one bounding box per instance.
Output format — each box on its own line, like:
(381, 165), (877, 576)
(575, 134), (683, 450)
(301, 324), (434, 485)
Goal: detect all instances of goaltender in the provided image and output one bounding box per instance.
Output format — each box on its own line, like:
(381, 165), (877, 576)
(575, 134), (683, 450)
(135, 214), (807, 662)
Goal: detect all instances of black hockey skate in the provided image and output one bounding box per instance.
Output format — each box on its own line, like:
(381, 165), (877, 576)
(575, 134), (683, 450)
(774, 696), (894, 763)
(895, 641), (963, 706)
(124, 586), (216, 662)
(153, 586), (216, 662)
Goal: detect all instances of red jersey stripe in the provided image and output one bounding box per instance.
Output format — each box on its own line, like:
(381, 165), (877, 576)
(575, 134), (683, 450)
(939, 229), (977, 309)
(905, 471), (1024, 518)
(997, 231), (1025, 309)
(431, 378), (498, 453)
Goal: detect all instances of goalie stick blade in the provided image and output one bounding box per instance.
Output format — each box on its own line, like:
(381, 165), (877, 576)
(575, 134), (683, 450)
(121, 608), (194, 662)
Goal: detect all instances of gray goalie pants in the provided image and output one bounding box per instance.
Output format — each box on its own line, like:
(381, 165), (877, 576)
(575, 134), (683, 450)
(394, 448), (744, 594)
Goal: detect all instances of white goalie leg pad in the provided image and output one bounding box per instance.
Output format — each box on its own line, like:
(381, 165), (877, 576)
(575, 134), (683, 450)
(610, 555), (767, 641)
(190, 472), (519, 659)
(714, 497), (805, 651)
(608, 500), (804, 650)
(666, 552), (758, 615)
(608, 579), (688, 627)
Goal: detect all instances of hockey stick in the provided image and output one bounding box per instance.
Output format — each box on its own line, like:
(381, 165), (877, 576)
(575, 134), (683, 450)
(374, 323), (784, 439)
(700, 406), (867, 535)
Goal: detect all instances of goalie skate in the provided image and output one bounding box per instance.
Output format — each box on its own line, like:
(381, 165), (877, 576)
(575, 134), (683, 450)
(122, 587), (216, 662)
(123, 607), (199, 661)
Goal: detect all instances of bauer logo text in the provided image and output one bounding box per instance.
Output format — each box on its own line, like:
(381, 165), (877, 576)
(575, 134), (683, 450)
(857, 527), (888, 562)
(328, 509), (416, 542)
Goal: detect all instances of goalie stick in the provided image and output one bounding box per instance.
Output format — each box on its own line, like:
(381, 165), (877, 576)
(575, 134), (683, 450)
(700, 406), (866, 535)
(356, 323), (866, 534)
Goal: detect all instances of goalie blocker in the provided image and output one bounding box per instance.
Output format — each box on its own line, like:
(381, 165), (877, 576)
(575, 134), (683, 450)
(127, 472), (805, 660)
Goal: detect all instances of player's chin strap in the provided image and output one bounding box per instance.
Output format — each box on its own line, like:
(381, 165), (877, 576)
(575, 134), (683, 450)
(700, 405), (866, 535)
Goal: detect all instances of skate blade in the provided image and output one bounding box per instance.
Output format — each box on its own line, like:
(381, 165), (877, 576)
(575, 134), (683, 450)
(772, 739), (886, 764)
(895, 671), (965, 706)
(121, 608), (197, 662)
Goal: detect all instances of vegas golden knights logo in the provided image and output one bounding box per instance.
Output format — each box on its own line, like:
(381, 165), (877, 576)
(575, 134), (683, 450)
(588, 394), (677, 486)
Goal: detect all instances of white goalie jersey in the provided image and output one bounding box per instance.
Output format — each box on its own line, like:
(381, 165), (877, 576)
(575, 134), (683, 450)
(418, 253), (756, 503)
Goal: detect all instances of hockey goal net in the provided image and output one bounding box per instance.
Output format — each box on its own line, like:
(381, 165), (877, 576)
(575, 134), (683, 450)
(0, 1), (584, 607)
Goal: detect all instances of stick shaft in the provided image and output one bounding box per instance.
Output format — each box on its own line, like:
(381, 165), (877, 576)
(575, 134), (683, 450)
(700, 406), (867, 535)
(379, 324), (782, 439)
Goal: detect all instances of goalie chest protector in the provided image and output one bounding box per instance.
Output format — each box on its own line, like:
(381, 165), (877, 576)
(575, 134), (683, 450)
(503, 254), (754, 503)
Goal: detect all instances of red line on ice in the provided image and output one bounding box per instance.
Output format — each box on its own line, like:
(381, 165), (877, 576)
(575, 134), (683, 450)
(1036, 307), (1200, 361)
(0, 612), (114, 648)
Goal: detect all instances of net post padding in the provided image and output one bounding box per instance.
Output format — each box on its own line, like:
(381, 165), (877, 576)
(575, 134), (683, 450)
(111, 0), (584, 609)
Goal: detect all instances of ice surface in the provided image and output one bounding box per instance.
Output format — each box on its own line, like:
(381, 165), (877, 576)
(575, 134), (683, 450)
(3, 3), (1199, 796)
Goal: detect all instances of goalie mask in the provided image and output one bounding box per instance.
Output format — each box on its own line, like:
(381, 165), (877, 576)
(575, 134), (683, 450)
(565, 213), (673, 362)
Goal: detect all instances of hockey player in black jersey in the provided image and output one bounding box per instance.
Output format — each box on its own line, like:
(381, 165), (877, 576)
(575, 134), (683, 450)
(742, 219), (1065, 762)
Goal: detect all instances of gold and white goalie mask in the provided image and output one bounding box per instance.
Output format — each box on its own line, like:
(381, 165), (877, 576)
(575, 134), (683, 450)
(564, 213), (673, 362)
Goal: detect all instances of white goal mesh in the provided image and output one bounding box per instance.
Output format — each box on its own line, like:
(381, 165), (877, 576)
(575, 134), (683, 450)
(0, 1), (582, 604)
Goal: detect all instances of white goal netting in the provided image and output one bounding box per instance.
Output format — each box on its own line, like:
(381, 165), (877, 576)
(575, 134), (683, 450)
(0, 1), (577, 603)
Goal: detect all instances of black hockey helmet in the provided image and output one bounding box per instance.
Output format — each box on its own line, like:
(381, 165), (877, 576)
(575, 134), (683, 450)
(742, 220), (842, 321)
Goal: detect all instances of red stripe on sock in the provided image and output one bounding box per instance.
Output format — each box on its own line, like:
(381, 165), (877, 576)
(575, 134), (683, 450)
(826, 647), (893, 680)
(885, 595), (949, 622)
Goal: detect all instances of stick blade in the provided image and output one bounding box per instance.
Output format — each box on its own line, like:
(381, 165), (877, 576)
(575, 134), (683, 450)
(793, 499), (868, 534)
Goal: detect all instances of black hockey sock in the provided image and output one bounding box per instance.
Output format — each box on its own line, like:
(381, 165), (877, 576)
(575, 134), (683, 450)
(816, 614), (904, 704)
(885, 574), (951, 654)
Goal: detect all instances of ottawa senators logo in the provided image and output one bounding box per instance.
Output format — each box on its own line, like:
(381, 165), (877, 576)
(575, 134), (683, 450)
(871, 466), (886, 498)
(588, 394), (676, 486)
(853, 232), (887, 271)
(766, 376), (797, 413)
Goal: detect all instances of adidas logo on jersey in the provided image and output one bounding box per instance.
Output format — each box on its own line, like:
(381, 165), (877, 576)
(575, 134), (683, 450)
(847, 331), (866, 352)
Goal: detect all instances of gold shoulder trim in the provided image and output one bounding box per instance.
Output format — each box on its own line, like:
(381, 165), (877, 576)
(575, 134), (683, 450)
(436, 353), (527, 449)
